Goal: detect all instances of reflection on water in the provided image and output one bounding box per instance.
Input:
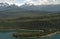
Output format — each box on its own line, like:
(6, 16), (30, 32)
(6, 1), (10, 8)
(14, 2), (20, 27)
(0, 30), (60, 39)
(0, 32), (16, 39)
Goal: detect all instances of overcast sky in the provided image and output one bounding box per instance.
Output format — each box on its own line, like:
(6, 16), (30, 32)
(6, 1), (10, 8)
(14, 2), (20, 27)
(0, 0), (60, 6)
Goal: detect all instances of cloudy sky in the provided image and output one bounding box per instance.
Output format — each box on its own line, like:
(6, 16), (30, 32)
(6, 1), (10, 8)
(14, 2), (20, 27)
(0, 0), (60, 6)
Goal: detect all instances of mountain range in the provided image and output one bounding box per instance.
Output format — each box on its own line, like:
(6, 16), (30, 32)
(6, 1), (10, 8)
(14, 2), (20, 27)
(0, 3), (60, 19)
(0, 3), (60, 11)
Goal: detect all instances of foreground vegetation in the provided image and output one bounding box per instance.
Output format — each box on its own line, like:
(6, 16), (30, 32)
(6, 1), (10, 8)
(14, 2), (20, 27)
(0, 12), (60, 30)
(0, 12), (60, 37)
(13, 30), (59, 37)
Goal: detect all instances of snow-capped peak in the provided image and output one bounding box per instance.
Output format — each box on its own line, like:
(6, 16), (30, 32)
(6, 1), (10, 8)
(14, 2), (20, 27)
(0, 3), (9, 6)
(0, 0), (59, 6)
(0, 0), (60, 6)
(23, 3), (34, 6)
(19, 0), (60, 7)
(0, 2), (20, 6)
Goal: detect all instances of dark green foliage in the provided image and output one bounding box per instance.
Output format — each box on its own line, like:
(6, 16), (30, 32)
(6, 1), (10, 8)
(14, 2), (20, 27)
(0, 12), (60, 30)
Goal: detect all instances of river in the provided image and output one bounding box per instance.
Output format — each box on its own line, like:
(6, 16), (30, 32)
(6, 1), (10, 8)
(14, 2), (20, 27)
(0, 29), (60, 39)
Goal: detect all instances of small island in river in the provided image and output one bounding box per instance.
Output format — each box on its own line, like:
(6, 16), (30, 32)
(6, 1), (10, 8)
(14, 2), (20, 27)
(13, 29), (60, 37)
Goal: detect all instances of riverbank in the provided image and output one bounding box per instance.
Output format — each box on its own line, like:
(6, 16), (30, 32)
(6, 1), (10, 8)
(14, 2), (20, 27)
(13, 31), (60, 37)
(41, 31), (60, 37)
(13, 31), (60, 38)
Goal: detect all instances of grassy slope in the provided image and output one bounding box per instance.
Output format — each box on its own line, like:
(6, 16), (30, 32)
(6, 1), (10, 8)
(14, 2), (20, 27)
(0, 11), (60, 30)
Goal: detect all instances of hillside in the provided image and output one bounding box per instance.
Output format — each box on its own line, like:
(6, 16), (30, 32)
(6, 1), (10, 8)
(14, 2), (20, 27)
(0, 10), (53, 19)
(0, 12), (60, 30)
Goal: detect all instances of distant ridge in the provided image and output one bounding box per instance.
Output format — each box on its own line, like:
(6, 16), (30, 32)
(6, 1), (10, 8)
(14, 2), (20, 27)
(0, 3), (60, 12)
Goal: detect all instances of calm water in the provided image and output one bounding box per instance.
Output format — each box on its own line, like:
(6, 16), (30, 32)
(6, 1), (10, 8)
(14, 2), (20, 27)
(0, 29), (60, 39)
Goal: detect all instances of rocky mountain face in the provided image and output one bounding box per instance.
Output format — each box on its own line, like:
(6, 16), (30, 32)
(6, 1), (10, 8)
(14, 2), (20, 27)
(0, 2), (60, 19)
(0, 2), (60, 11)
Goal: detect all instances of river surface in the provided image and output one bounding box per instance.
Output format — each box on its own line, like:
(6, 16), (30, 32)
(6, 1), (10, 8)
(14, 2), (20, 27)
(0, 29), (60, 39)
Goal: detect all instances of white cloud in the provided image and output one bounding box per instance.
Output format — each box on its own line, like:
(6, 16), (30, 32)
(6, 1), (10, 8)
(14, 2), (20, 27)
(0, 0), (16, 2)
(25, 0), (60, 5)
(0, 0), (16, 4)
(0, 0), (60, 5)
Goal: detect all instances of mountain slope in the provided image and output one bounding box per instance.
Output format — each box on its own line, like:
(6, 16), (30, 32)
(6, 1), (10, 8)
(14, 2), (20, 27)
(0, 3), (60, 19)
(0, 2), (60, 12)
(20, 4), (60, 12)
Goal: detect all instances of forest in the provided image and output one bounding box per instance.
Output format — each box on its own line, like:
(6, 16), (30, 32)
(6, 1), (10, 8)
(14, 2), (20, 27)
(0, 12), (60, 31)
